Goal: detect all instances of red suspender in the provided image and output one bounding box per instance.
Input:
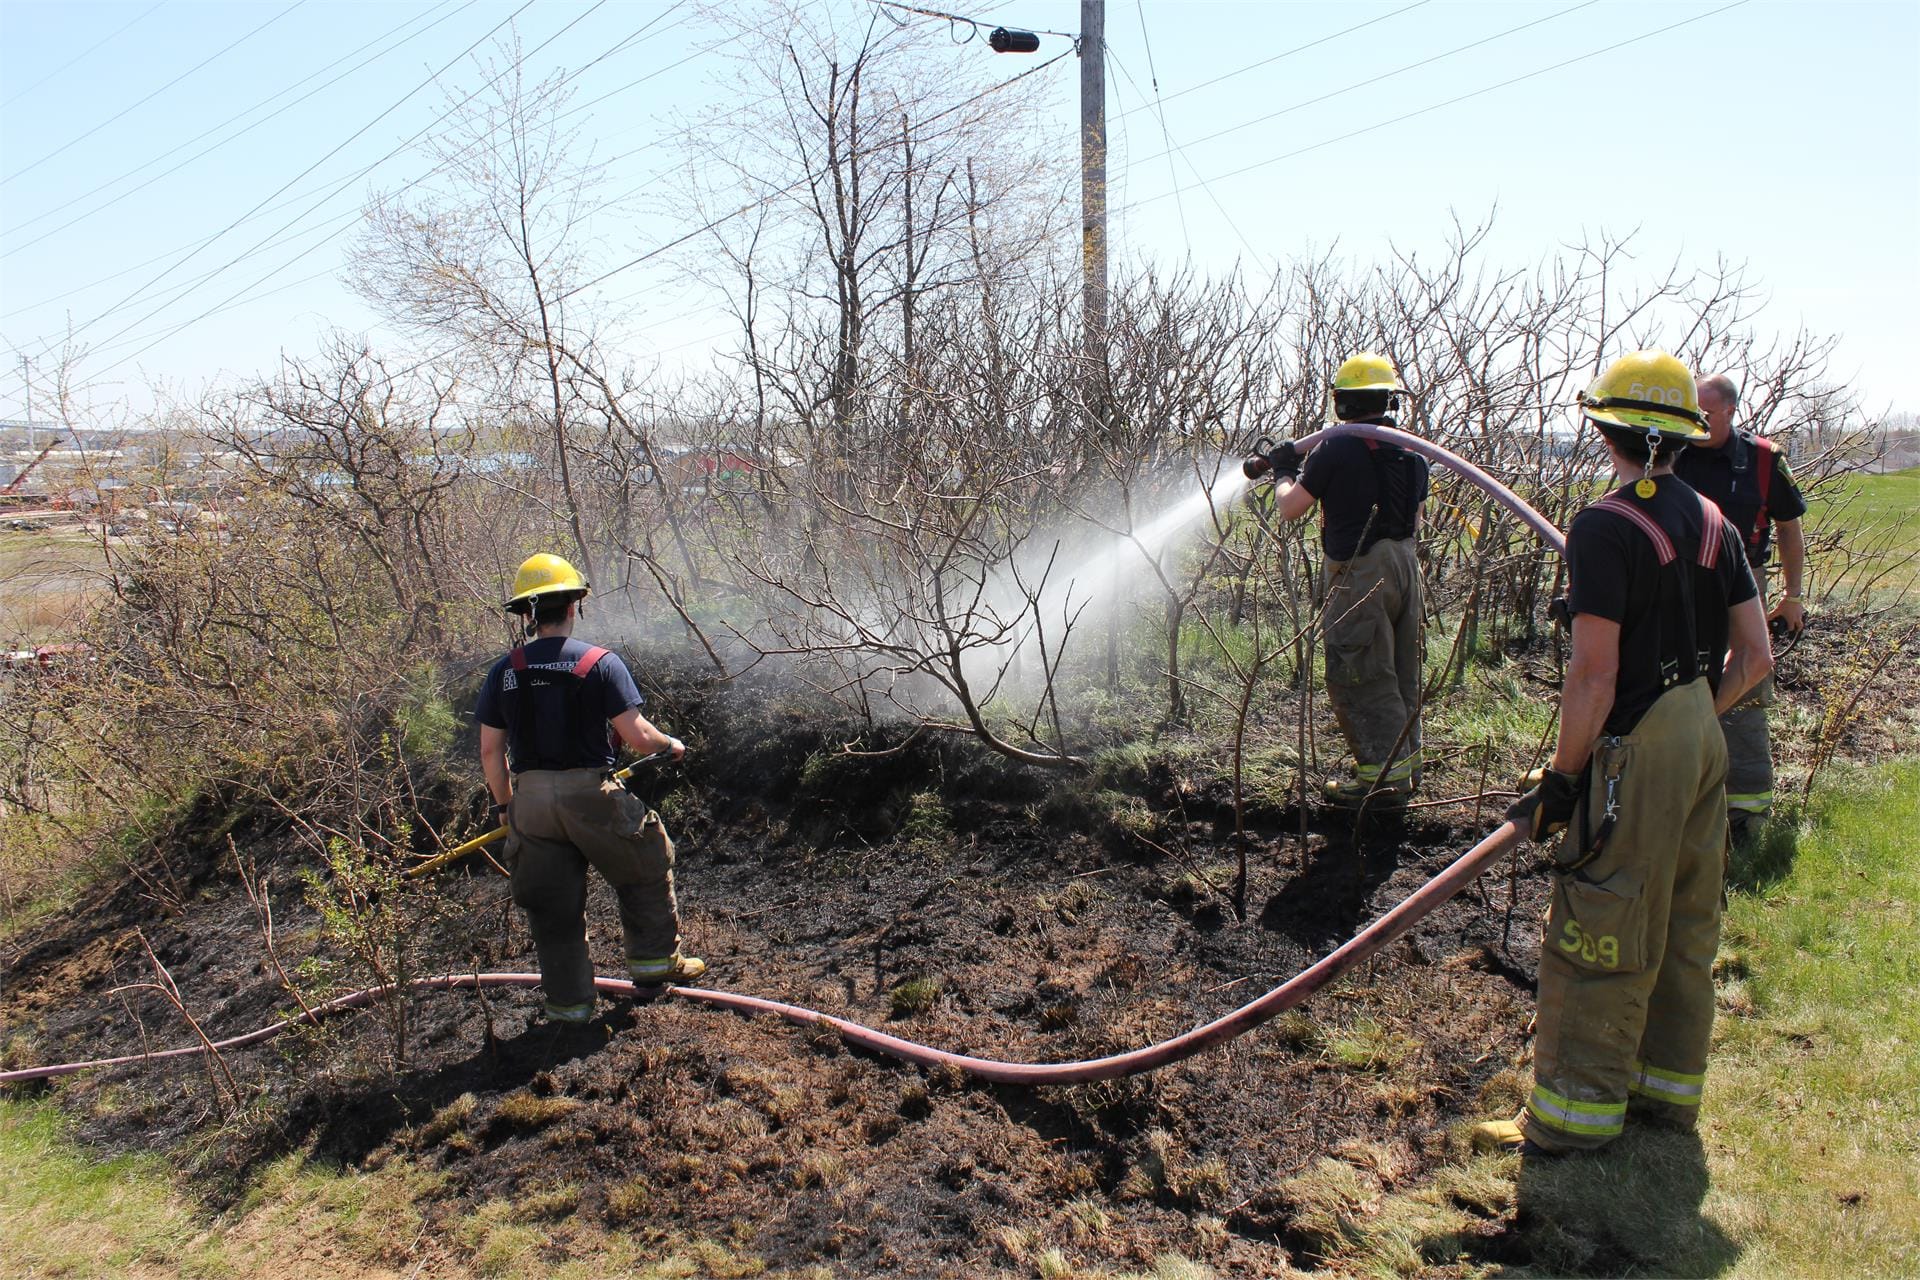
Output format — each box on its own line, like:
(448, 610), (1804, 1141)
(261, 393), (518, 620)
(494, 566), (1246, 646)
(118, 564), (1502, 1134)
(509, 646), (527, 671)
(1591, 494), (1723, 569)
(1696, 495), (1724, 569)
(1592, 496), (1676, 564)
(1750, 436), (1774, 554)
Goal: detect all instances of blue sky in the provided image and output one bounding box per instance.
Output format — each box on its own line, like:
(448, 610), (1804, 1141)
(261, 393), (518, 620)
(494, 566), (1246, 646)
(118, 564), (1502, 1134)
(2, 0), (1916, 421)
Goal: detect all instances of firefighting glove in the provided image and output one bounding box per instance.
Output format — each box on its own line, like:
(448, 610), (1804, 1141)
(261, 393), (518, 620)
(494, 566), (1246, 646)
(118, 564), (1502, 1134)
(1506, 767), (1580, 841)
(489, 801), (511, 830)
(1265, 440), (1302, 481)
(1547, 594), (1572, 632)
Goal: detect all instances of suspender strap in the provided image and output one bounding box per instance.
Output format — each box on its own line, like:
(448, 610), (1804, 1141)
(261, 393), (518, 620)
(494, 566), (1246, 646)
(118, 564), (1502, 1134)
(1696, 495), (1725, 569)
(1750, 436), (1774, 554)
(509, 646), (528, 671)
(572, 646), (608, 678)
(1592, 496), (1676, 565)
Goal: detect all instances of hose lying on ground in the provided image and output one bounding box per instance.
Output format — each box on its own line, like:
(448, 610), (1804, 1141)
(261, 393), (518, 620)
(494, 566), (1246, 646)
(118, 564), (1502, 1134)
(0, 822), (1522, 1087)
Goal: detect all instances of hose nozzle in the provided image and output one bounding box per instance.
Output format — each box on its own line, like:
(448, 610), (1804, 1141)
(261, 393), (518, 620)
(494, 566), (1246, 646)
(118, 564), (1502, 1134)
(1242, 434), (1279, 480)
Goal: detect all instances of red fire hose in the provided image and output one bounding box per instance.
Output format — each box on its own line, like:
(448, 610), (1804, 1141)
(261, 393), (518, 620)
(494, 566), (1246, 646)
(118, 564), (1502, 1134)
(0, 823), (1523, 1087)
(1293, 422), (1569, 556)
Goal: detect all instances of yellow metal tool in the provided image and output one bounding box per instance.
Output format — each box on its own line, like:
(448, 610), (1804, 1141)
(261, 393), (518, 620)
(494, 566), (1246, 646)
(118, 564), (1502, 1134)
(405, 751), (669, 880)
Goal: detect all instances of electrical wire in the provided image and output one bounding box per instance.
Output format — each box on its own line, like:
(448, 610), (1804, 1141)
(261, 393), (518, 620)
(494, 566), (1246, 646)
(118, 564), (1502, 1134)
(0, 0), (166, 111)
(1122, 0), (1600, 175)
(73, 0), (584, 358)
(3, 0), (476, 252)
(84, 9), (761, 375)
(8, 2), (705, 326)
(1, 1), (310, 186)
(1131, 0), (1187, 248)
(1117, 0), (1751, 217)
(870, 0), (1075, 44)
(1111, 0), (1433, 122)
(532, 46), (1075, 306)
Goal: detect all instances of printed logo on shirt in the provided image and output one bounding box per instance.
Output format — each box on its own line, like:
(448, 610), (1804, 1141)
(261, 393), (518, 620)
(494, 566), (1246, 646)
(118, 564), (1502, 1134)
(502, 660), (591, 693)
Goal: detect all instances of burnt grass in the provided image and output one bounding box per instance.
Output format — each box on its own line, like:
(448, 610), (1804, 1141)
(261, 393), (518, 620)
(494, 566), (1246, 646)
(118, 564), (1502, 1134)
(3, 662), (1565, 1276)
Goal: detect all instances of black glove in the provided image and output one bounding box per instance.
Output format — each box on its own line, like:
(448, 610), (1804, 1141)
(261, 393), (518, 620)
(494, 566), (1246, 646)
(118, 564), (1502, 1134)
(489, 801), (512, 829)
(1266, 440), (1301, 481)
(1506, 767), (1580, 841)
(1547, 594), (1572, 633)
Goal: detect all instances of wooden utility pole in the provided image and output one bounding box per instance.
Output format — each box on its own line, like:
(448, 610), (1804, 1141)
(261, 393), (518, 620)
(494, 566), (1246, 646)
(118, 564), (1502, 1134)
(1079, 0), (1107, 417)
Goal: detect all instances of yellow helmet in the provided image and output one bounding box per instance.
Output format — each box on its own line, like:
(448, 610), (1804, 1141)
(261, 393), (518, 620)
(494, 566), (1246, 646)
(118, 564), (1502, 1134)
(1331, 352), (1405, 394)
(1579, 349), (1710, 443)
(505, 553), (589, 613)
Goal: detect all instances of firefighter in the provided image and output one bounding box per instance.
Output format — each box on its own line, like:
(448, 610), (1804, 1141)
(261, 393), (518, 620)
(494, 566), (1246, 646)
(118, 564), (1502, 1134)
(1259, 352), (1430, 807)
(1671, 373), (1808, 845)
(475, 553), (705, 1026)
(1475, 350), (1772, 1155)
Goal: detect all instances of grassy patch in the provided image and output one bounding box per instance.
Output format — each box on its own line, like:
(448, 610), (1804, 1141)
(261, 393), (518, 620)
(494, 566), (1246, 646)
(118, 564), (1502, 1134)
(1816, 466), (1919, 599)
(1289, 757), (1920, 1277)
(0, 1098), (219, 1277)
(887, 975), (942, 1017)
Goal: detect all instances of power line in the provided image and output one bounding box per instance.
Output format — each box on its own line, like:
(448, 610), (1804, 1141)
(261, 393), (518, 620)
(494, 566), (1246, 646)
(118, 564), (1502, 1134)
(88, 3), (733, 375)
(1118, 1), (1751, 217)
(870, 0), (1075, 44)
(1105, 45), (1263, 269)
(1124, 0), (1599, 174)
(6, 2), (704, 324)
(86, 14), (1071, 378)
(3, 0), (476, 255)
(0, 0), (166, 111)
(558, 46), (1075, 304)
(72, 0), (555, 349)
(1, 1), (309, 186)
(1112, 0), (1433, 122)
(1111, 21), (1186, 249)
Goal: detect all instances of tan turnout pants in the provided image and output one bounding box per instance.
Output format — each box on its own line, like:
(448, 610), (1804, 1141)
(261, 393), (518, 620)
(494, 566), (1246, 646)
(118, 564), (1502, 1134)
(507, 767), (682, 1017)
(1720, 672), (1774, 821)
(1522, 678), (1727, 1151)
(1320, 536), (1423, 784)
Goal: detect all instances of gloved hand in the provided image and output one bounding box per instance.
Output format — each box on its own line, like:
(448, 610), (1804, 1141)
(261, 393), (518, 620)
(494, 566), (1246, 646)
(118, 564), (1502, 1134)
(489, 800), (512, 830)
(1506, 767), (1580, 841)
(1547, 595), (1572, 632)
(1265, 440), (1302, 481)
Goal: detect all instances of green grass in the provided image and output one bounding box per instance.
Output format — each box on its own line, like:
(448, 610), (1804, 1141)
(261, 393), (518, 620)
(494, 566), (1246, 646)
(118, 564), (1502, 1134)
(0, 1097), (223, 1277)
(1814, 466), (1920, 599)
(1276, 756), (1920, 1277)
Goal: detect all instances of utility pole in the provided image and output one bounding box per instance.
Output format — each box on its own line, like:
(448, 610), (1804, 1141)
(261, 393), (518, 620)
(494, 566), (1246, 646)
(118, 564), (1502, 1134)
(1079, 0), (1107, 422)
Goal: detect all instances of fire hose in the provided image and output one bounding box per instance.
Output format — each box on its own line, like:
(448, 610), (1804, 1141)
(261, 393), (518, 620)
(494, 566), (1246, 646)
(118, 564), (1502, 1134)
(1, 822), (1522, 1087)
(0, 428), (1562, 1088)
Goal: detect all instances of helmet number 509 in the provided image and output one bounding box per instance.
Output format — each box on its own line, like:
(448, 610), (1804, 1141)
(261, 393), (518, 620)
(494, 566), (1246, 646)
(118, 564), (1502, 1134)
(1627, 381), (1685, 407)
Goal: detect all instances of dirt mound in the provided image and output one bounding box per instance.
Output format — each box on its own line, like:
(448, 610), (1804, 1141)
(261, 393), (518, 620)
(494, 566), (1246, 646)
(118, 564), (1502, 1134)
(2, 672), (1548, 1275)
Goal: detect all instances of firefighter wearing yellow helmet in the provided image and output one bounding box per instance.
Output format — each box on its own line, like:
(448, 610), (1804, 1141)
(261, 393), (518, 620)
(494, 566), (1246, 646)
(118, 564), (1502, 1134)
(476, 553), (705, 1027)
(1256, 352), (1429, 808)
(1474, 350), (1772, 1156)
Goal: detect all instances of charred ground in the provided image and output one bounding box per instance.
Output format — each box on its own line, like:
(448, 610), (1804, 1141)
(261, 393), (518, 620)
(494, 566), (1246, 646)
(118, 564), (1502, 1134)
(6, 644), (1757, 1277)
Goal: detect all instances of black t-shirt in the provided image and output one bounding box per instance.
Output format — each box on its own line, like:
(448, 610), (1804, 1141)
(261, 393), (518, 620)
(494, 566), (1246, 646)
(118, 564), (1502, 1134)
(1566, 480), (1758, 736)
(475, 636), (645, 772)
(1299, 432), (1430, 560)
(1670, 430), (1806, 563)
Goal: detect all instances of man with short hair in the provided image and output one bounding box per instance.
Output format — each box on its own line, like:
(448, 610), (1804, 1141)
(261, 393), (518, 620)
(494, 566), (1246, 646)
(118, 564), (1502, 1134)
(476, 553), (705, 1026)
(1257, 352), (1429, 808)
(1476, 350), (1772, 1156)
(1672, 373), (1807, 844)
